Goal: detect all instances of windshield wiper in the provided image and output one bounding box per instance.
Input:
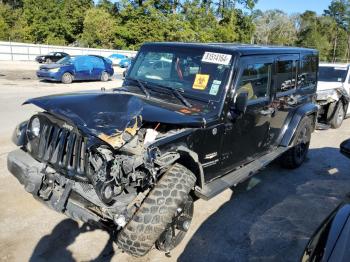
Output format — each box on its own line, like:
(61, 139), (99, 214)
(125, 77), (150, 99)
(150, 83), (192, 108)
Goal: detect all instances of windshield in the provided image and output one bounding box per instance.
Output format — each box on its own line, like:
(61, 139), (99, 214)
(319, 66), (349, 82)
(57, 56), (74, 65)
(127, 46), (233, 101)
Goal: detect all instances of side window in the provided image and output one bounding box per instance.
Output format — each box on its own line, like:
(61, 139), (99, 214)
(56, 53), (62, 57)
(299, 53), (318, 89)
(237, 63), (271, 101)
(276, 59), (297, 93)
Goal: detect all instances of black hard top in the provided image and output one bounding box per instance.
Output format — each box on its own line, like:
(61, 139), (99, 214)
(143, 42), (318, 56)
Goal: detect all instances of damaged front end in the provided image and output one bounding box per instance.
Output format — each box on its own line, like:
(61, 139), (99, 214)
(316, 87), (349, 125)
(8, 110), (188, 229)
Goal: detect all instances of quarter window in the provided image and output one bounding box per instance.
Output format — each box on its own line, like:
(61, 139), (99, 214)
(237, 63), (271, 100)
(276, 60), (297, 92)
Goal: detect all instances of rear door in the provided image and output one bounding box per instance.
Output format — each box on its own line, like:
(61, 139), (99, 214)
(74, 56), (93, 80)
(269, 54), (300, 146)
(91, 56), (105, 80)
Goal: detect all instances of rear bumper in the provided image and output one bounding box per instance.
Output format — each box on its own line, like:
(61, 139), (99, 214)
(7, 149), (102, 224)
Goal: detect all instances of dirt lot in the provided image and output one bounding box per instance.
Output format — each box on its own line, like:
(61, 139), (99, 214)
(0, 61), (349, 262)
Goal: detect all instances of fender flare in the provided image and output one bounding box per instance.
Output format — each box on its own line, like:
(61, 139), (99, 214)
(175, 145), (205, 189)
(280, 103), (318, 147)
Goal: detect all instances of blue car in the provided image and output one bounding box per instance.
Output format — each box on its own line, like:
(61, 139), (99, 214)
(108, 53), (128, 65)
(119, 58), (131, 68)
(36, 55), (114, 84)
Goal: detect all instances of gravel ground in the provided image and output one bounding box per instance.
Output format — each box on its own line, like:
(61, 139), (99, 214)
(0, 61), (349, 262)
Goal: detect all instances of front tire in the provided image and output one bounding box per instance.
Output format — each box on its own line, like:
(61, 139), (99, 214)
(280, 116), (312, 169)
(61, 72), (73, 84)
(330, 101), (345, 129)
(117, 163), (196, 257)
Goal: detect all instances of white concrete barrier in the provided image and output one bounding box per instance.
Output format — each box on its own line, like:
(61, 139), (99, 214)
(0, 41), (137, 61)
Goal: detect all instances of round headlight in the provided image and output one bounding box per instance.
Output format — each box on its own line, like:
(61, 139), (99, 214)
(30, 117), (41, 137)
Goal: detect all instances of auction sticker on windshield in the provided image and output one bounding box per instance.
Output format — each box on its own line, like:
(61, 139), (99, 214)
(193, 74), (210, 90)
(202, 52), (232, 65)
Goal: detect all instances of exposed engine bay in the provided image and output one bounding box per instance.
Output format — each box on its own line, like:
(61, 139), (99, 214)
(19, 112), (184, 229)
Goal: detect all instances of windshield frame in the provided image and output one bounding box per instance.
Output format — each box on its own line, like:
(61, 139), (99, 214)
(319, 65), (349, 83)
(125, 45), (236, 104)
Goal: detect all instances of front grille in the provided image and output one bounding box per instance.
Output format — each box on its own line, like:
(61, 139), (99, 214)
(30, 116), (88, 176)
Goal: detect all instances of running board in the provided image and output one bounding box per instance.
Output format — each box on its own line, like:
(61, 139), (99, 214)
(195, 147), (289, 200)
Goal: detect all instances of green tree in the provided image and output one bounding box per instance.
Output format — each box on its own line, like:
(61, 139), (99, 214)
(61, 0), (93, 43)
(80, 8), (117, 48)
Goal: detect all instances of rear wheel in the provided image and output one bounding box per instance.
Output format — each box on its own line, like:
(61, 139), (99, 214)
(46, 58), (52, 63)
(100, 71), (109, 82)
(117, 163), (196, 257)
(330, 101), (345, 129)
(280, 116), (312, 169)
(61, 72), (73, 84)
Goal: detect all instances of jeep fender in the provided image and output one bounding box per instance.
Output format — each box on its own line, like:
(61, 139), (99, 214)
(280, 103), (318, 147)
(149, 130), (205, 189)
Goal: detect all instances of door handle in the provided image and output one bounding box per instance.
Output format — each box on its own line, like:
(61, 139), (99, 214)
(260, 107), (275, 116)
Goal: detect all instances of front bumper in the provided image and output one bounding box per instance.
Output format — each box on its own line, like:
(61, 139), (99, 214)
(36, 70), (59, 81)
(7, 149), (102, 224)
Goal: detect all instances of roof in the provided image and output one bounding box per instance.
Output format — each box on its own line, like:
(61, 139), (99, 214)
(142, 42), (317, 56)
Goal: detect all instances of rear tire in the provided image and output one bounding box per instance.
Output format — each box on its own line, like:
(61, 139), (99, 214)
(46, 58), (52, 63)
(100, 71), (109, 82)
(117, 163), (196, 257)
(330, 101), (345, 129)
(280, 116), (312, 169)
(61, 72), (73, 84)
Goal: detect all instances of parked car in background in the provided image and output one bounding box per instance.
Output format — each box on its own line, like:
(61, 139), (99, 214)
(36, 55), (114, 84)
(119, 57), (132, 68)
(316, 63), (350, 128)
(108, 53), (128, 65)
(301, 139), (350, 262)
(35, 52), (69, 64)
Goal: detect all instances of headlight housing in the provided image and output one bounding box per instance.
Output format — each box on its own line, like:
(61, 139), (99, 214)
(30, 117), (41, 137)
(48, 67), (60, 73)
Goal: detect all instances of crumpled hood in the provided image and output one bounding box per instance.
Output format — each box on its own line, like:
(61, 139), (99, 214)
(24, 90), (211, 148)
(317, 81), (344, 91)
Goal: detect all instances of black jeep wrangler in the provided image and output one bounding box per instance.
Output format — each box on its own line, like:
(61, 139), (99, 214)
(7, 43), (319, 257)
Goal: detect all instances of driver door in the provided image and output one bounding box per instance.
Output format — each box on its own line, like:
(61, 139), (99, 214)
(220, 56), (275, 174)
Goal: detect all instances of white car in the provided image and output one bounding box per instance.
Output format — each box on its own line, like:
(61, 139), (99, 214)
(317, 63), (350, 128)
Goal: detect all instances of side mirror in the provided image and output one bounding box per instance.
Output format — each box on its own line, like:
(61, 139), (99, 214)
(234, 91), (249, 115)
(340, 139), (350, 159)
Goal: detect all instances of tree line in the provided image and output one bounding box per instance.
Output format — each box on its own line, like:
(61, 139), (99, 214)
(0, 0), (350, 62)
